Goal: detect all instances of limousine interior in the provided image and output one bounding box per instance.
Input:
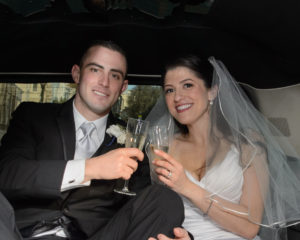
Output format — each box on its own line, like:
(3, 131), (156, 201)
(0, 0), (299, 239)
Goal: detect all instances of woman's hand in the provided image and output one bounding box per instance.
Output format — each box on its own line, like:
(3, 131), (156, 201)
(148, 227), (191, 240)
(153, 149), (191, 195)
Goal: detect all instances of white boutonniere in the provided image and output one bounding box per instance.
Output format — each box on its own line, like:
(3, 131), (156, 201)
(106, 124), (126, 144)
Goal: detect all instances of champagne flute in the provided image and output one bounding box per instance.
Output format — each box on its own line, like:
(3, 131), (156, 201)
(114, 117), (149, 196)
(146, 125), (171, 184)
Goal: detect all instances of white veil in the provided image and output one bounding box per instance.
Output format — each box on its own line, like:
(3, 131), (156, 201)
(145, 56), (300, 239)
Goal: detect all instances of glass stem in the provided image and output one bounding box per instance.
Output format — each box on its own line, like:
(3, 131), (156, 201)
(123, 180), (129, 191)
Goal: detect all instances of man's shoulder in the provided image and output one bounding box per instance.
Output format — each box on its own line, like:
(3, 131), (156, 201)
(18, 101), (62, 108)
(16, 100), (70, 113)
(11, 100), (72, 123)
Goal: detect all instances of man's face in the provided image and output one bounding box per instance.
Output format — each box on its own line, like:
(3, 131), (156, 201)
(72, 46), (128, 120)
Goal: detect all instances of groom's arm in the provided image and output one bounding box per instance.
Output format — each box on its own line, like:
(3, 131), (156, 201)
(130, 150), (151, 193)
(0, 103), (66, 200)
(0, 192), (23, 240)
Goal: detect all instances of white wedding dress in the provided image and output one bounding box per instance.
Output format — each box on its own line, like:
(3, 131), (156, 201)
(181, 145), (260, 240)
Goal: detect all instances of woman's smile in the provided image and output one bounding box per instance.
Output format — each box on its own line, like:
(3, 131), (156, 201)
(176, 103), (192, 113)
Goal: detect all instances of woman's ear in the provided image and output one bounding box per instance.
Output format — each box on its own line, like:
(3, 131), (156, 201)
(71, 64), (80, 84)
(208, 85), (218, 101)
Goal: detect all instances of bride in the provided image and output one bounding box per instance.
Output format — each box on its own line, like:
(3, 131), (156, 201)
(146, 55), (300, 240)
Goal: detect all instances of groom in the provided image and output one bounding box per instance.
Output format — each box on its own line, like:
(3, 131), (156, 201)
(0, 40), (190, 240)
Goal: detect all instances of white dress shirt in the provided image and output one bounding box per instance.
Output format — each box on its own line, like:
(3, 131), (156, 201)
(60, 101), (108, 191)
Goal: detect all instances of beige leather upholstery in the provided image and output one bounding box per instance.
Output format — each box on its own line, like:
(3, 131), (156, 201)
(240, 83), (300, 158)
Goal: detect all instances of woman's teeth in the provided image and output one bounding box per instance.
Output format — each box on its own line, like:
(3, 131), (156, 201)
(177, 104), (191, 111)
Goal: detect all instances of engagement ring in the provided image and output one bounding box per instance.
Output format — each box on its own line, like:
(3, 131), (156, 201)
(167, 170), (172, 178)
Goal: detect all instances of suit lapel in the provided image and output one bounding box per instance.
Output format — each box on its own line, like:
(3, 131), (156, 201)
(92, 113), (124, 157)
(56, 98), (76, 161)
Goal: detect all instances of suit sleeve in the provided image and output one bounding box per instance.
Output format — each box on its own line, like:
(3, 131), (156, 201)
(0, 103), (67, 200)
(130, 149), (151, 194)
(0, 192), (23, 240)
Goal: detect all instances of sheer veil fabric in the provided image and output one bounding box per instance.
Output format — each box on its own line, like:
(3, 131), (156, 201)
(145, 57), (300, 239)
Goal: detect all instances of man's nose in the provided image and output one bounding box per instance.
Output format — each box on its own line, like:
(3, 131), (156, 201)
(99, 73), (109, 87)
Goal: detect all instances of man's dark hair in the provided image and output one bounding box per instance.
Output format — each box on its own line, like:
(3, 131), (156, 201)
(79, 40), (128, 75)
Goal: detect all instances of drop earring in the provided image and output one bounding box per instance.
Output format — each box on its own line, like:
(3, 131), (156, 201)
(209, 100), (214, 106)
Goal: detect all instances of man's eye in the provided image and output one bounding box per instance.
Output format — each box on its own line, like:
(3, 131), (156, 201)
(111, 73), (121, 80)
(90, 68), (98, 73)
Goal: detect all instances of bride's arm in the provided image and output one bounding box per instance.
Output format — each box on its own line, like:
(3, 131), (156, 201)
(153, 148), (267, 239)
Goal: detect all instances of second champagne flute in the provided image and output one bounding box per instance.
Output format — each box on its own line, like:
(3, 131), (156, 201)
(146, 125), (171, 184)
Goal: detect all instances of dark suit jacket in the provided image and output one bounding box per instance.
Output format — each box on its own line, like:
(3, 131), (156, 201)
(0, 191), (23, 240)
(0, 98), (150, 237)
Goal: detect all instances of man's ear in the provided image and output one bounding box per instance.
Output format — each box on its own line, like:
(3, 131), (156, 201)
(208, 84), (218, 101)
(120, 79), (128, 94)
(71, 64), (80, 84)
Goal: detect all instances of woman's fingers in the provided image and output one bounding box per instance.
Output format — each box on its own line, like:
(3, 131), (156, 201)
(153, 158), (174, 171)
(153, 149), (174, 163)
(156, 166), (172, 178)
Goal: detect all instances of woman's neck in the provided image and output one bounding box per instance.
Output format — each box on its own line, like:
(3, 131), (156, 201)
(185, 113), (211, 145)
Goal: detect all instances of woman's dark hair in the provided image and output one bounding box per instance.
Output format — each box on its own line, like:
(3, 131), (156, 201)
(162, 54), (214, 89)
(162, 54), (214, 134)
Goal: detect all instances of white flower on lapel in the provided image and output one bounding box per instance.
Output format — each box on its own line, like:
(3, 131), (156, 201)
(106, 124), (126, 144)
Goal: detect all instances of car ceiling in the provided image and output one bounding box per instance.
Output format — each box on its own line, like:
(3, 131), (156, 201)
(0, 0), (299, 88)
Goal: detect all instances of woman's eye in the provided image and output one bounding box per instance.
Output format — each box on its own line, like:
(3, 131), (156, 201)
(165, 88), (174, 94)
(184, 83), (193, 88)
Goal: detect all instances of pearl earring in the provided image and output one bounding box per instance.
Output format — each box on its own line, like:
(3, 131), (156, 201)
(209, 100), (213, 106)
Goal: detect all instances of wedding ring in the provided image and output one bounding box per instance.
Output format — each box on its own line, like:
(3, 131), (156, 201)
(167, 170), (172, 178)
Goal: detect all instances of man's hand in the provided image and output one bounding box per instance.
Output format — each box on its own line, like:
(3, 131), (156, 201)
(148, 227), (191, 240)
(84, 148), (144, 182)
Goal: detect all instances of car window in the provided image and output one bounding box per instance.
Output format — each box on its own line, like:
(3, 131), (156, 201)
(0, 83), (162, 140)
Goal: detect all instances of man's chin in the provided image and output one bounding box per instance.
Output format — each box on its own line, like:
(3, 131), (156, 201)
(89, 104), (110, 116)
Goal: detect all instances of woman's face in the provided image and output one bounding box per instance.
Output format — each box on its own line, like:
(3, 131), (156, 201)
(164, 66), (214, 126)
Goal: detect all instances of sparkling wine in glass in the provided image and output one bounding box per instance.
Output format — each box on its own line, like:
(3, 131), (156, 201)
(146, 125), (171, 184)
(114, 117), (149, 196)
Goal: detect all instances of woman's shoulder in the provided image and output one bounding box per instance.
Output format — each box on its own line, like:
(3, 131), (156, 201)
(239, 134), (267, 168)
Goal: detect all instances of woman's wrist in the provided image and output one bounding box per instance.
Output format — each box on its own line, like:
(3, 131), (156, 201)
(180, 180), (205, 200)
(179, 179), (194, 196)
(203, 199), (213, 216)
